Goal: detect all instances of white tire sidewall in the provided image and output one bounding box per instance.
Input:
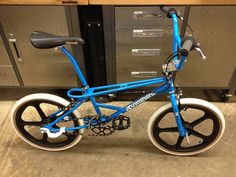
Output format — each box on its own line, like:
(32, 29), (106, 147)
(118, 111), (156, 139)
(9, 93), (85, 151)
(147, 98), (225, 156)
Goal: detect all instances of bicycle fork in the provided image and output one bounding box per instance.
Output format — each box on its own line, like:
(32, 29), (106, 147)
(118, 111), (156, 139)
(168, 83), (188, 139)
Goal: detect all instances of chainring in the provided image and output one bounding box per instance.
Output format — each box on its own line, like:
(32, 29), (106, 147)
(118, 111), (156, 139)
(89, 116), (115, 136)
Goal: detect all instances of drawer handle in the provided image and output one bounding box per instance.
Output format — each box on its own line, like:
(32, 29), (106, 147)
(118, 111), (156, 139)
(133, 29), (164, 38)
(134, 11), (162, 19)
(132, 49), (161, 56)
(131, 71), (157, 78)
(8, 33), (23, 62)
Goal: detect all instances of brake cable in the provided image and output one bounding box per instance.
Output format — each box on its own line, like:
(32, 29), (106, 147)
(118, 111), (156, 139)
(165, 52), (179, 73)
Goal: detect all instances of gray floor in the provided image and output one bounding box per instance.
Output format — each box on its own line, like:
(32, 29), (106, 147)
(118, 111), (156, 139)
(0, 100), (236, 177)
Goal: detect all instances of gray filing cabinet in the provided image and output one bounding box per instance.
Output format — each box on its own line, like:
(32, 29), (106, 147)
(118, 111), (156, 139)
(114, 6), (236, 89)
(115, 6), (185, 83)
(0, 6), (79, 87)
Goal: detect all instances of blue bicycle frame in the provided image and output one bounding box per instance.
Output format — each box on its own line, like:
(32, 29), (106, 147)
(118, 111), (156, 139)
(43, 14), (188, 137)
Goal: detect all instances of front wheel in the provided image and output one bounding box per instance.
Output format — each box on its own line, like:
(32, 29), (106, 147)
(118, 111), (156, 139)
(147, 98), (225, 156)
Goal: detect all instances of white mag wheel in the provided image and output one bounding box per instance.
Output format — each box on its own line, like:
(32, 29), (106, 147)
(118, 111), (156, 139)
(147, 98), (225, 156)
(9, 93), (84, 151)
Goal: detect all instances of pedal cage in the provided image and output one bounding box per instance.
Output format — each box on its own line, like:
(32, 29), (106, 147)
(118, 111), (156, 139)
(112, 115), (130, 130)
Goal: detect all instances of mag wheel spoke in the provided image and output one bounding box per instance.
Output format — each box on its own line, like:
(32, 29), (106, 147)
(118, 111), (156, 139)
(42, 133), (48, 143)
(175, 135), (184, 148)
(33, 103), (47, 119)
(22, 121), (42, 126)
(191, 130), (207, 141)
(191, 113), (210, 127)
(158, 127), (178, 133)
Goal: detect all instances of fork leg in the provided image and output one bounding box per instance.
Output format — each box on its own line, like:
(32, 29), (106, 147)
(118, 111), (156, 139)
(169, 89), (187, 137)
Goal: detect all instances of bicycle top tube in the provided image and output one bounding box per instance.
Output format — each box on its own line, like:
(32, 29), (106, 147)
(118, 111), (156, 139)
(67, 77), (168, 99)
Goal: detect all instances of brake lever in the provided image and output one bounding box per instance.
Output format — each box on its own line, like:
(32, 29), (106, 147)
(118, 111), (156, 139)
(176, 11), (184, 20)
(195, 46), (207, 61)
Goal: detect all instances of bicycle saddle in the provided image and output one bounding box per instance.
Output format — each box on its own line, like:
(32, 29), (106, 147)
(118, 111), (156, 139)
(30, 31), (85, 49)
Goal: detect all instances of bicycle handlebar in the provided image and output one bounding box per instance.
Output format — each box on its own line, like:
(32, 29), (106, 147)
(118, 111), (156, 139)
(180, 40), (193, 56)
(160, 6), (169, 13)
(180, 37), (197, 56)
(160, 6), (206, 70)
(160, 6), (178, 18)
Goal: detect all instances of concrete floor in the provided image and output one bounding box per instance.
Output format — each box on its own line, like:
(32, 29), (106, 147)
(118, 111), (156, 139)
(0, 100), (236, 177)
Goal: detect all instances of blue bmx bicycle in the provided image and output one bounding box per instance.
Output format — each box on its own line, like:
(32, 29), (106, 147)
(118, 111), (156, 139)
(10, 6), (225, 156)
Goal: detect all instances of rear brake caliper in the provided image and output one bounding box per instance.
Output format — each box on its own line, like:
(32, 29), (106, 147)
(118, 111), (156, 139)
(175, 85), (187, 111)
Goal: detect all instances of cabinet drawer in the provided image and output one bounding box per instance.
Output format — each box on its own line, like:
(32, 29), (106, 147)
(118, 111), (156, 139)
(115, 6), (185, 26)
(116, 46), (171, 61)
(116, 26), (173, 50)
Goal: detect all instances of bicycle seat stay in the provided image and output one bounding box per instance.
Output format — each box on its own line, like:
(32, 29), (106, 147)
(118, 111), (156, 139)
(30, 31), (85, 49)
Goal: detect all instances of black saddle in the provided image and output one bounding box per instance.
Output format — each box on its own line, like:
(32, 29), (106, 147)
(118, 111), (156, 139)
(30, 31), (85, 49)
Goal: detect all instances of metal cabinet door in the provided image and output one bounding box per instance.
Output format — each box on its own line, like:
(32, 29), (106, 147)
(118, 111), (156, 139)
(0, 6), (78, 87)
(0, 35), (19, 86)
(176, 6), (236, 88)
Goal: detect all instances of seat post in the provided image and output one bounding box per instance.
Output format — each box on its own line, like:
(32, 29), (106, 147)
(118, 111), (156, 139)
(60, 46), (88, 87)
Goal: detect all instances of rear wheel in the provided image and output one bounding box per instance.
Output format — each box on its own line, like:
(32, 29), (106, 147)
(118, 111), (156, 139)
(10, 93), (84, 151)
(147, 98), (225, 156)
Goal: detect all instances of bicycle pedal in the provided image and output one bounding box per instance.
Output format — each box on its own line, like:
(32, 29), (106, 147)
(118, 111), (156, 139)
(112, 115), (130, 130)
